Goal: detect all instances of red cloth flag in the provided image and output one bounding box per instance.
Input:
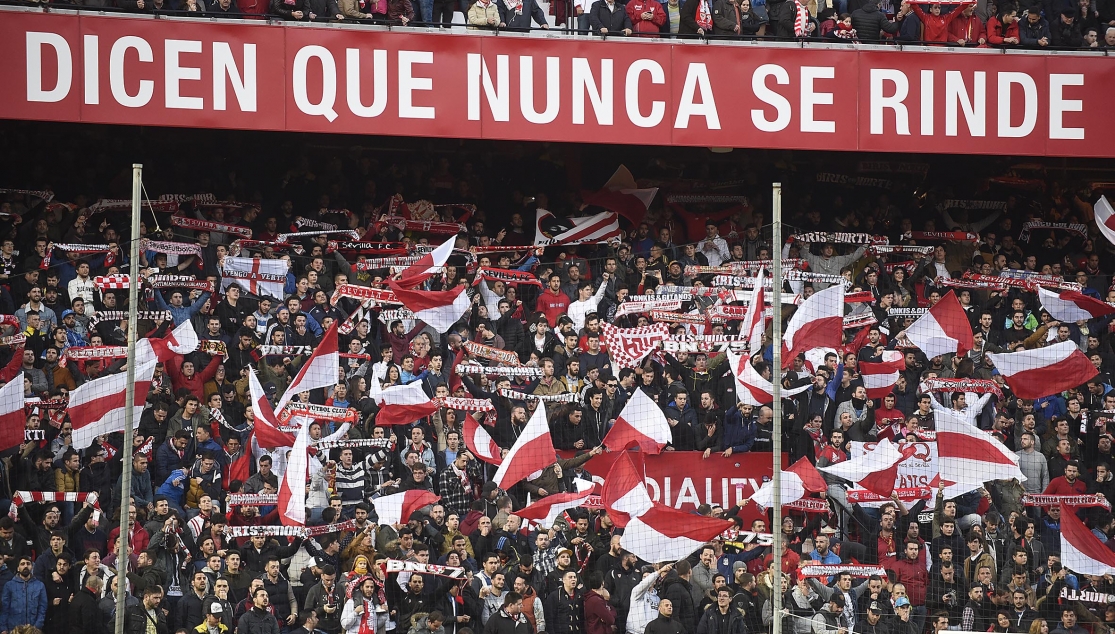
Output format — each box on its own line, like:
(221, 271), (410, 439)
(463, 414), (502, 465)
(904, 291), (973, 360)
(602, 389), (670, 454)
(492, 404), (555, 490)
(781, 284), (845, 369)
(986, 341), (1098, 399)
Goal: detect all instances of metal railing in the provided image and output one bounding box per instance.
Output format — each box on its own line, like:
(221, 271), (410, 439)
(3, 1), (1111, 54)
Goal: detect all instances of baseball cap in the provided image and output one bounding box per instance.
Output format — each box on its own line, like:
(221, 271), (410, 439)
(61, 309), (74, 318)
(208, 602), (224, 615)
(894, 597), (911, 608)
(868, 602), (882, 614)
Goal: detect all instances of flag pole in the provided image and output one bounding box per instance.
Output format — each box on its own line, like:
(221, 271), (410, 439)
(771, 182), (784, 634)
(114, 163), (142, 634)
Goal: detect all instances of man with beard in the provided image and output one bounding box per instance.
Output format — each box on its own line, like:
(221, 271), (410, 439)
(1, 555), (46, 631)
(399, 574), (433, 629)
(237, 587), (281, 634)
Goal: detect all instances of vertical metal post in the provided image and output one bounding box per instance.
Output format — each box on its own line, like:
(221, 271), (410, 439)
(114, 163), (143, 634)
(771, 182), (784, 634)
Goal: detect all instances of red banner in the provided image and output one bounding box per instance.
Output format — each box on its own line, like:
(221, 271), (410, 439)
(563, 451), (777, 524)
(2, 10), (1113, 157)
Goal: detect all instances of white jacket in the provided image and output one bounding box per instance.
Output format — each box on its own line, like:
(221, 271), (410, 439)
(626, 572), (661, 634)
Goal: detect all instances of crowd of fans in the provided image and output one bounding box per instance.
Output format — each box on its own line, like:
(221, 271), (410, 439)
(0, 126), (1113, 634)
(5, 0), (1115, 48)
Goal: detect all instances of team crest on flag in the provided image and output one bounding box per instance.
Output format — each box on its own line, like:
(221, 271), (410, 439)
(534, 209), (622, 247)
(601, 323), (670, 369)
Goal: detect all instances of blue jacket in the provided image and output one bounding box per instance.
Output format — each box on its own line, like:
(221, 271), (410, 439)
(720, 406), (756, 453)
(153, 290), (212, 326)
(156, 468), (190, 507)
(1, 574), (47, 631)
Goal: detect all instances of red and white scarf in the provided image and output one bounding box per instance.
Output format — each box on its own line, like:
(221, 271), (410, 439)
(43, 243), (113, 269)
(171, 215), (253, 238)
(10, 491), (100, 520)
(473, 267), (542, 288)
(464, 340), (520, 366)
(696, 0), (712, 28)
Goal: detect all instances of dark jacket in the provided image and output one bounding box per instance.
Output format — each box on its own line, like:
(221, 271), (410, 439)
(498, 0), (548, 28)
(712, 0), (744, 34)
(237, 606), (282, 634)
(1018, 15), (1051, 45)
(270, 0), (309, 19)
(1048, 15), (1083, 46)
(69, 586), (105, 634)
(647, 614), (689, 634)
(545, 587), (585, 634)
(695, 605), (747, 634)
(851, 2), (900, 40)
(590, 0), (635, 31)
(663, 577), (697, 634)
(306, 0), (341, 16)
(125, 603), (168, 634)
(679, 0), (710, 33)
(484, 609), (534, 634)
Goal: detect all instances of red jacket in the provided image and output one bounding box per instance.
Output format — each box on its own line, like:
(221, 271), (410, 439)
(986, 15), (1020, 45)
(910, 2), (972, 42)
(166, 353), (221, 397)
(584, 590), (617, 634)
(948, 12), (986, 44)
(626, 0), (667, 34)
(1043, 476), (1088, 497)
(535, 289), (571, 327)
(892, 556), (929, 606)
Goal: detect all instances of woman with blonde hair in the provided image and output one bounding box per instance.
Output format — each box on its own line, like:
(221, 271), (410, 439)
(1028, 618), (1049, 634)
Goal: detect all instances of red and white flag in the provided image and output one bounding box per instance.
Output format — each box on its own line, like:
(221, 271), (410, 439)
(903, 291), (973, 360)
(750, 456), (827, 510)
(580, 166), (658, 226)
(394, 235), (456, 288)
(388, 282), (470, 333)
(602, 389), (670, 454)
(1061, 502), (1115, 575)
(248, 370), (296, 449)
(622, 505), (735, 564)
(935, 406), (1025, 488)
(517, 490), (597, 527)
(781, 284), (845, 369)
(220, 256), (289, 297)
(464, 413), (502, 465)
(70, 361), (156, 448)
(372, 490), (441, 526)
(0, 373), (24, 451)
(727, 350), (811, 406)
(370, 377), (430, 407)
(744, 267), (767, 358)
(1038, 287), (1115, 323)
(534, 209), (621, 247)
(492, 401), (555, 490)
(603, 453), (655, 528)
(378, 402), (439, 427)
(859, 351), (906, 399)
(986, 341), (1098, 400)
(275, 322), (341, 412)
(136, 320), (200, 365)
(1095, 196), (1115, 247)
(277, 420), (310, 526)
(818, 437), (904, 497)
(601, 322), (670, 370)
